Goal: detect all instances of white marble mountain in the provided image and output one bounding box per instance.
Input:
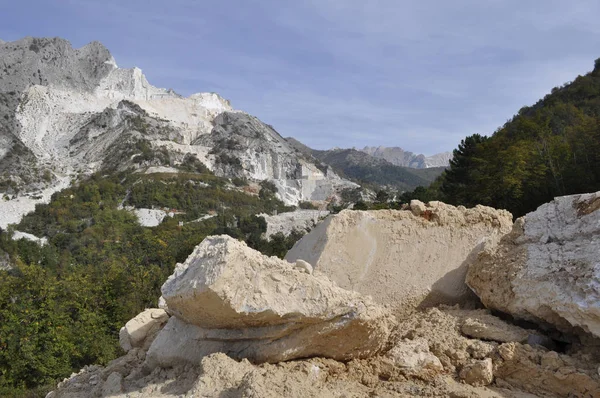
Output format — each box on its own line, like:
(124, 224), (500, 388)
(0, 37), (355, 227)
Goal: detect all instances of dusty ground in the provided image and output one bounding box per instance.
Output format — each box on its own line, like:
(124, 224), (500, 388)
(50, 306), (600, 397)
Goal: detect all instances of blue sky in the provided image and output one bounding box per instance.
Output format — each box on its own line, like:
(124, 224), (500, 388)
(2, 0), (600, 154)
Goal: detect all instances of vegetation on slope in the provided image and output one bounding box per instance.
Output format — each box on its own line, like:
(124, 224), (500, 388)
(0, 169), (301, 396)
(402, 58), (600, 217)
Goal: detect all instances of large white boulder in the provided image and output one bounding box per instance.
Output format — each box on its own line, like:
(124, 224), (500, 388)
(467, 192), (600, 337)
(285, 203), (513, 310)
(146, 235), (396, 367)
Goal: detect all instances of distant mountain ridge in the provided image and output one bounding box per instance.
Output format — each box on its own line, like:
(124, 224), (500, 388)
(360, 146), (452, 168)
(286, 138), (445, 191)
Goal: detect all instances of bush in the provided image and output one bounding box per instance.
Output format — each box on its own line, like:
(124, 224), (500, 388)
(298, 201), (317, 210)
(231, 177), (247, 187)
(353, 201), (369, 210)
(259, 180), (278, 200)
(179, 153), (210, 174)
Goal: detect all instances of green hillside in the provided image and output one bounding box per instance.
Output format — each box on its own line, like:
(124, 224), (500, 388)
(0, 168), (300, 395)
(421, 59), (600, 217)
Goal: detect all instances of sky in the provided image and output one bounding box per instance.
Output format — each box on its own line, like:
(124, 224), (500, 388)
(2, 1), (600, 155)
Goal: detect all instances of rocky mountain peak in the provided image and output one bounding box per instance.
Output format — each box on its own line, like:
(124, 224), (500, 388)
(188, 92), (231, 111)
(0, 36), (115, 94)
(0, 37), (357, 227)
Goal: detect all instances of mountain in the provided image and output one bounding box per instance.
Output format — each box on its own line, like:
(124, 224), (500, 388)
(0, 37), (356, 227)
(360, 146), (452, 168)
(286, 138), (445, 191)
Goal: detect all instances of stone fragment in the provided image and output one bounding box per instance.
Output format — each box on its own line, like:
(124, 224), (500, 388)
(294, 259), (313, 274)
(459, 358), (493, 386)
(384, 338), (443, 377)
(460, 315), (529, 343)
(101, 372), (123, 397)
(410, 199), (427, 216)
(540, 351), (563, 371)
(118, 308), (169, 352)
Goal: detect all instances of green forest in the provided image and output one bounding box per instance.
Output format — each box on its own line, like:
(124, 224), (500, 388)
(0, 169), (302, 396)
(401, 59), (600, 217)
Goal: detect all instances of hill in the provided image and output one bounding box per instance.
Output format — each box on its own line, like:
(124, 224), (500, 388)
(429, 58), (600, 217)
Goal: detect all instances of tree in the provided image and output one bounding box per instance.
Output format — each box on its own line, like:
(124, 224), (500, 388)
(374, 190), (390, 204)
(434, 57), (600, 217)
(440, 134), (488, 207)
(259, 180), (278, 200)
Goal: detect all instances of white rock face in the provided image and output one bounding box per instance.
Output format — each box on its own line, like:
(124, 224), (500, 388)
(0, 174), (70, 229)
(259, 209), (329, 238)
(12, 230), (48, 246)
(467, 192), (600, 338)
(0, 37), (357, 226)
(145, 235), (396, 367)
(13, 63), (229, 165)
(285, 202), (513, 310)
(0, 38), (233, 226)
(133, 209), (168, 227)
(200, 111), (358, 205)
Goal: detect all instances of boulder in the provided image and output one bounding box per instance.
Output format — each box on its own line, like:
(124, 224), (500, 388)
(118, 308), (169, 352)
(146, 235), (396, 368)
(467, 192), (600, 337)
(285, 204), (512, 310)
